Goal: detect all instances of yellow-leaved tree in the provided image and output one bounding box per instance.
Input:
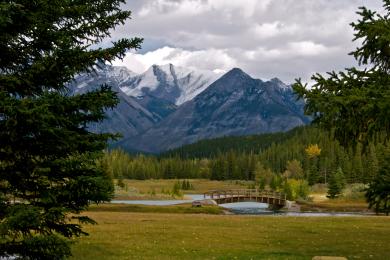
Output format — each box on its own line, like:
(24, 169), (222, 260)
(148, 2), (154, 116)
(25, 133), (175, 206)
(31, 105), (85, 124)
(305, 144), (321, 184)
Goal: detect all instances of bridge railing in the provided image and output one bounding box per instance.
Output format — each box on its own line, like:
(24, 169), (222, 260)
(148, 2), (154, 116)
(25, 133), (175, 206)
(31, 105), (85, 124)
(203, 189), (286, 200)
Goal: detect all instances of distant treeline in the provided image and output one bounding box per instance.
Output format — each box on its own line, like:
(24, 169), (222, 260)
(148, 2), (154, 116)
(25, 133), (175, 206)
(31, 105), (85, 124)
(104, 126), (388, 184)
(162, 127), (304, 158)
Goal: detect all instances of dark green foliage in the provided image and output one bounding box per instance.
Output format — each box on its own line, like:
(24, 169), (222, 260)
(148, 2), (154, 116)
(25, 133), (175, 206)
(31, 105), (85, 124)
(296, 181), (310, 200)
(117, 178), (125, 189)
(270, 175), (282, 191)
(0, 234), (72, 260)
(307, 159), (319, 185)
(0, 0), (142, 258)
(292, 0), (390, 212)
(105, 125), (387, 185)
(365, 148), (390, 215)
(180, 180), (193, 190)
(209, 152), (258, 181)
(103, 150), (260, 181)
(283, 181), (294, 200)
(103, 150), (209, 180)
(178, 126), (384, 183)
(293, 1), (390, 148)
(171, 182), (182, 197)
(258, 177), (266, 190)
(164, 126), (383, 183)
(365, 144), (380, 183)
(283, 159), (304, 179)
(327, 168), (346, 199)
(163, 127), (308, 158)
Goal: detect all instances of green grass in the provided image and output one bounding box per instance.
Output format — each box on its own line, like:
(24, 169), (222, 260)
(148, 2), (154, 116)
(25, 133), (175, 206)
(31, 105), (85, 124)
(88, 203), (224, 215)
(122, 179), (252, 193)
(298, 199), (370, 213)
(301, 183), (370, 212)
(114, 179), (252, 199)
(115, 179), (373, 213)
(71, 212), (390, 260)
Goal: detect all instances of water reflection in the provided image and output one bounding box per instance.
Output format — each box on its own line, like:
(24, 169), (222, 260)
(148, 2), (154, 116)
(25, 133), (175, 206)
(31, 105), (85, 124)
(220, 202), (274, 215)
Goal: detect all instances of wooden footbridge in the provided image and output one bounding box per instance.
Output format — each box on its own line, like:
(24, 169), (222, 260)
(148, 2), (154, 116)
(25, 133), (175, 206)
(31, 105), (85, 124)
(203, 189), (287, 208)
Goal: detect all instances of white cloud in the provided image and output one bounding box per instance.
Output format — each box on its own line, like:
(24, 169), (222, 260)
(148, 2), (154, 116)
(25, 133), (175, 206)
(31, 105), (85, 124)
(138, 0), (208, 17)
(111, 0), (384, 82)
(112, 46), (237, 74)
(253, 22), (299, 40)
(288, 41), (330, 57)
(113, 40), (339, 83)
(208, 0), (268, 18)
(137, 0), (267, 19)
(253, 22), (281, 39)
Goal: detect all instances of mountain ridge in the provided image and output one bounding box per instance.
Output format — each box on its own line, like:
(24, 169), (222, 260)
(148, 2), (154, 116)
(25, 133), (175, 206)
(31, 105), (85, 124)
(118, 63), (220, 105)
(118, 67), (309, 153)
(70, 64), (308, 153)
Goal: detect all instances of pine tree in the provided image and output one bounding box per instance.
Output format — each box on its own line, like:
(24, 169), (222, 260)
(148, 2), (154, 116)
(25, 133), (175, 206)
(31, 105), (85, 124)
(365, 147), (390, 215)
(297, 180), (310, 200)
(327, 168), (346, 199)
(293, 0), (390, 209)
(365, 144), (380, 183)
(283, 159), (304, 179)
(172, 181), (182, 197)
(307, 159), (320, 185)
(283, 180), (294, 200)
(0, 1), (142, 258)
(117, 178), (125, 189)
(293, 1), (390, 148)
(226, 150), (237, 179)
(351, 146), (364, 183)
(305, 144), (321, 185)
(258, 177), (266, 190)
(270, 175), (282, 191)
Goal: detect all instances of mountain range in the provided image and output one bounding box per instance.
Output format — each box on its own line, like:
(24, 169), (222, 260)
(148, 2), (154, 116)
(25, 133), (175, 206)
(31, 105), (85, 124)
(68, 63), (309, 153)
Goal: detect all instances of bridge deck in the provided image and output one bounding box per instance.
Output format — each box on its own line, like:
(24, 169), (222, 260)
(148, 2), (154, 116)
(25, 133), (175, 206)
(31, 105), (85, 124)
(203, 189), (287, 206)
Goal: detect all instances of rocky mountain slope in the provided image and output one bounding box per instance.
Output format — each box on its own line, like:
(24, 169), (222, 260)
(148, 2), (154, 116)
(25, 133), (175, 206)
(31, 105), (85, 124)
(69, 65), (159, 139)
(119, 64), (219, 105)
(118, 68), (309, 153)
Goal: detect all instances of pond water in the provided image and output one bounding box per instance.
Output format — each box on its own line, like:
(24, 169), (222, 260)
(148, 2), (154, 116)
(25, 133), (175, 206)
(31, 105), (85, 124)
(111, 194), (204, 206)
(111, 194), (371, 216)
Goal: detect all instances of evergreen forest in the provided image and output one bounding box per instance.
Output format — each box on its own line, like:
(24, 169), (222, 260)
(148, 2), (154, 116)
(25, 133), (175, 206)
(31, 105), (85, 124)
(104, 126), (388, 185)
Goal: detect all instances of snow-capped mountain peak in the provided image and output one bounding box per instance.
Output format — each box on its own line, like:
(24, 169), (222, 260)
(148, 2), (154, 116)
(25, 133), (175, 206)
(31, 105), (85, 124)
(119, 64), (221, 105)
(270, 77), (291, 90)
(69, 64), (308, 153)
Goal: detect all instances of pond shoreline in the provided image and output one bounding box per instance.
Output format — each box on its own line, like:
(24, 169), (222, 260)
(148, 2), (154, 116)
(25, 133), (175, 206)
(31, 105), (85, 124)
(110, 194), (375, 216)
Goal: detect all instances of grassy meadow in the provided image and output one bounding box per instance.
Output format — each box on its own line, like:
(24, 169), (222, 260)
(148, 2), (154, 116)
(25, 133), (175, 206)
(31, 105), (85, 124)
(114, 179), (370, 213)
(114, 179), (252, 200)
(69, 181), (386, 259)
(119, 178), (252, 193)
(71, 210), (390, 260)
(88, 203), (224, 215)
(297, 184), (369, 212)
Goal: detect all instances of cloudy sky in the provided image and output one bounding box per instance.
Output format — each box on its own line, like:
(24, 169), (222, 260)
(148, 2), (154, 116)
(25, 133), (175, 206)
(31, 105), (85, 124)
(109, 0), (383, 83)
